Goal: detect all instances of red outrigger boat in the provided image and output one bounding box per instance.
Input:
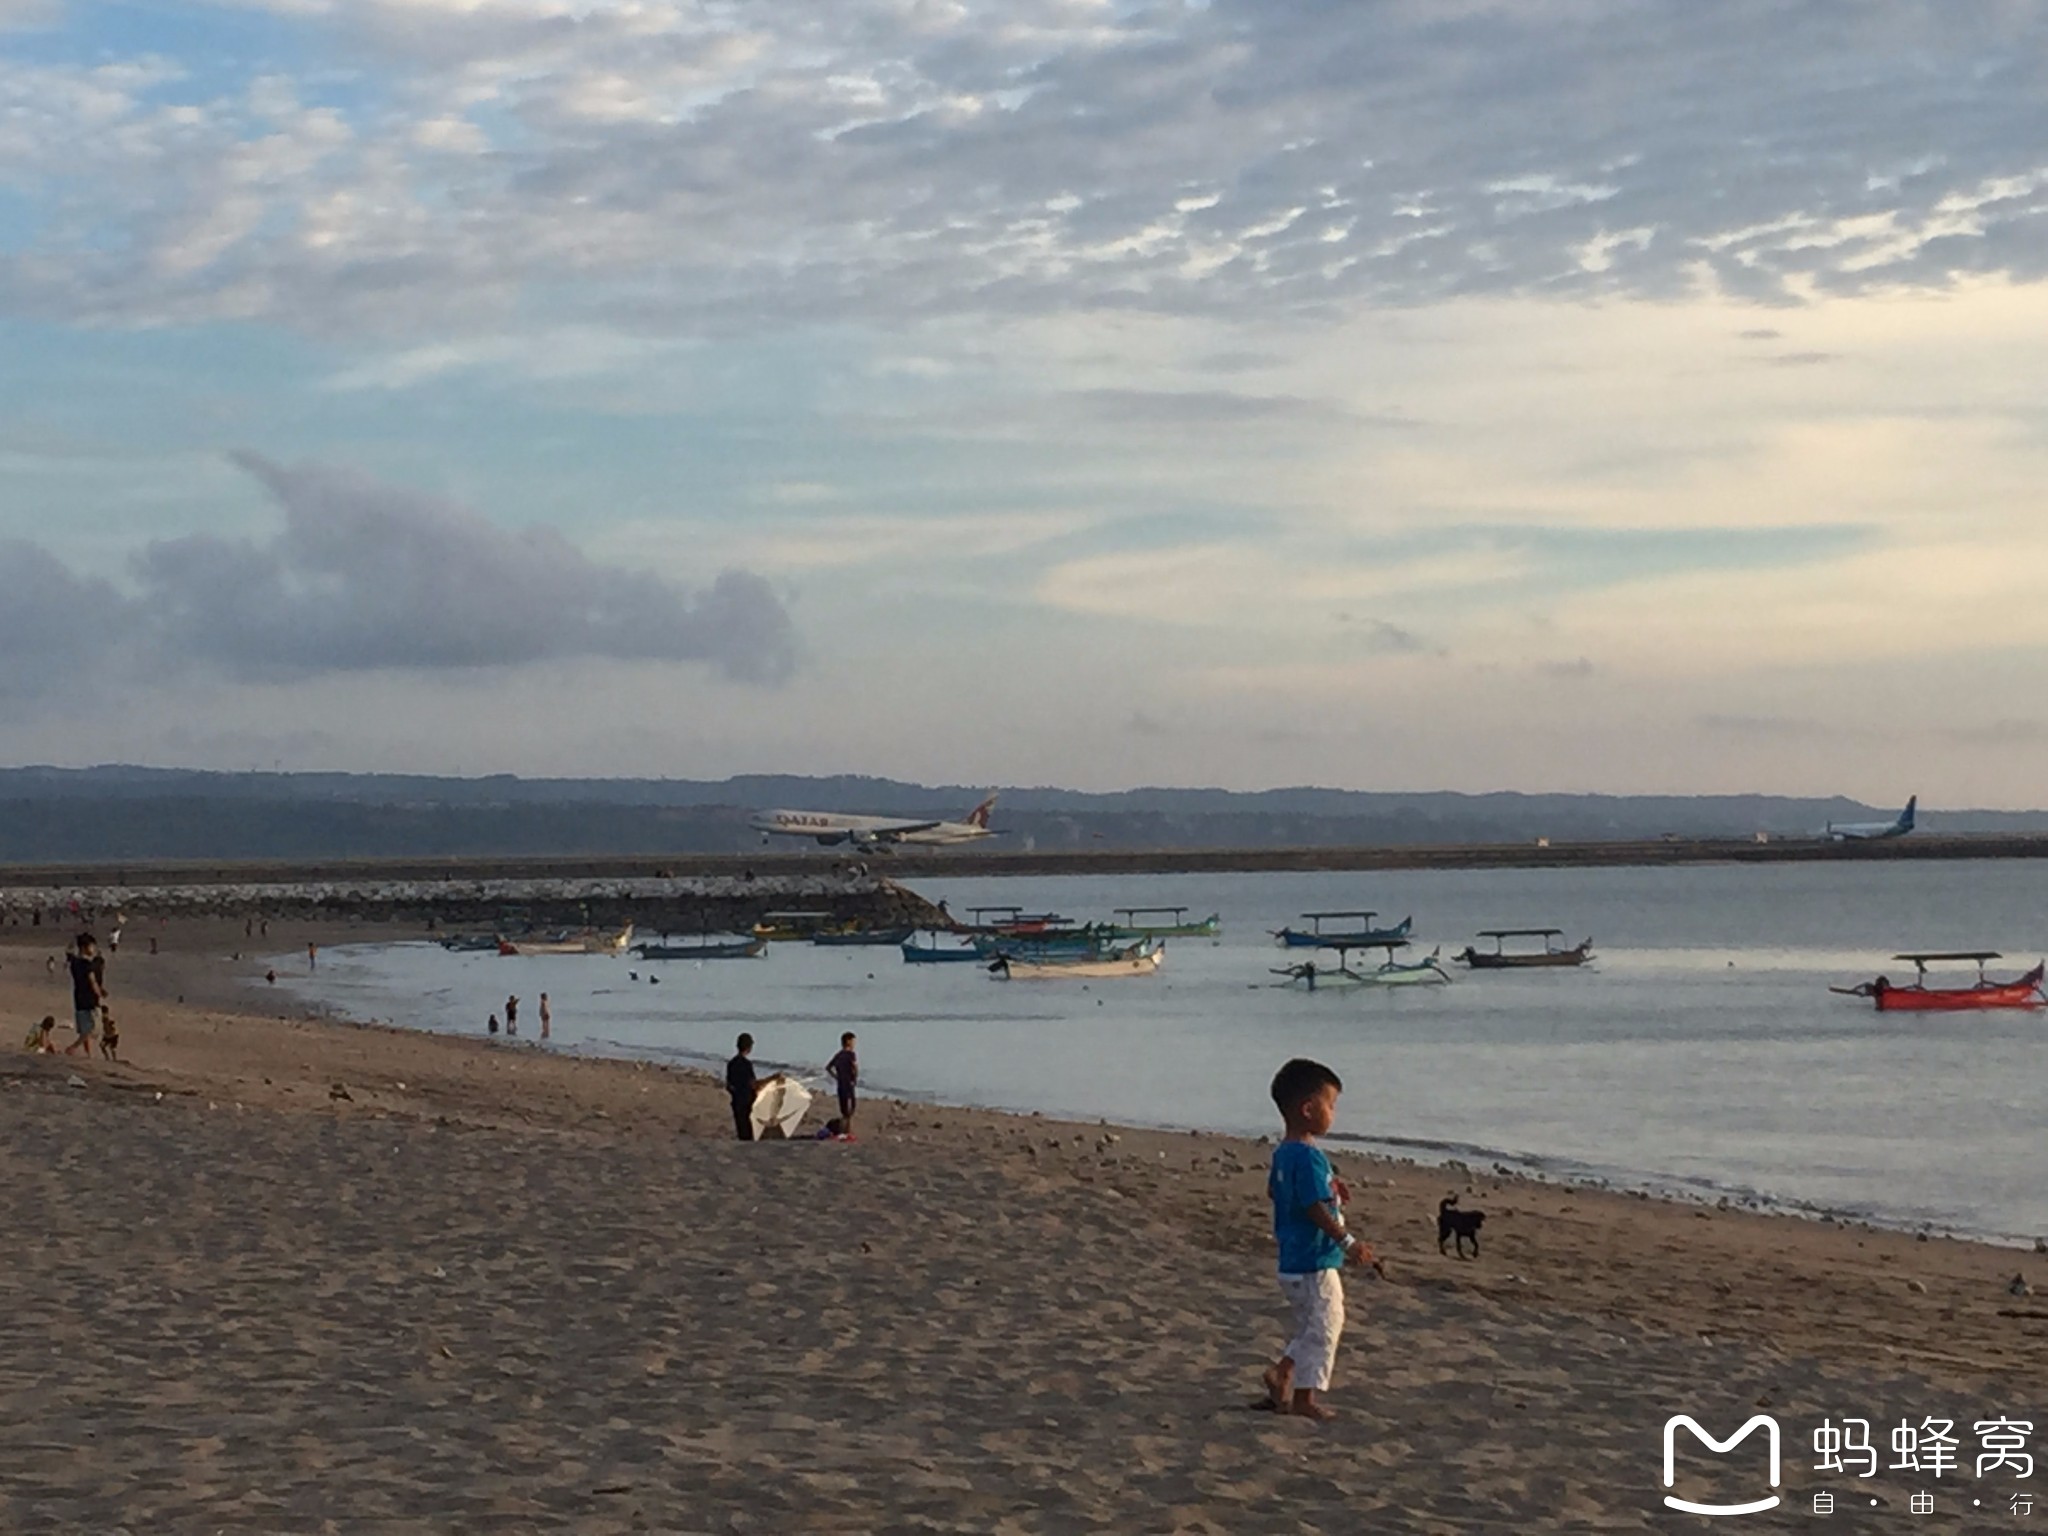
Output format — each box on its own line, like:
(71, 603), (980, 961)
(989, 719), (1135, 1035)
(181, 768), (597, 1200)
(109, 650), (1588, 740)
(1832, 951), (2047, 1012)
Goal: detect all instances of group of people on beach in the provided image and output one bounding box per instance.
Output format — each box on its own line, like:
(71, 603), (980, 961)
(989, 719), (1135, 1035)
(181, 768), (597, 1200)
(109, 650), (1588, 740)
(725, 1030), (859, 1142)
(22, 931), (118, 1061)
(487, 992), (551, 1040)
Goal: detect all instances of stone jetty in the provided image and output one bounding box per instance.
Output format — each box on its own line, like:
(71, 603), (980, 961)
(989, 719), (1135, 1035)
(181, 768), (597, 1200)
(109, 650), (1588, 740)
(0, 870), (948, 937)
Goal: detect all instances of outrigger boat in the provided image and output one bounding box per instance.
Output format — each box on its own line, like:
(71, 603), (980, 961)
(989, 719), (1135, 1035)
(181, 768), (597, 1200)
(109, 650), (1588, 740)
(813, 926), (916, 947)
(971, 926), (1110, 958)
(632, 937), (767, 960)
(961, 906), (1075, 936)
(901, 931), (986, 964)
(1272, 941), (1451, 989)
(1831, 951), (2046, 1012)
(1455, 929), (1594, 969)
(1106, 907), (1221, 940)
(991, 944), (1163, 980)
(751, 910), (837, 942)
(438, 934), (502, 953)
(1273, 911), (1414, 949)
(499, 922), (634, 956)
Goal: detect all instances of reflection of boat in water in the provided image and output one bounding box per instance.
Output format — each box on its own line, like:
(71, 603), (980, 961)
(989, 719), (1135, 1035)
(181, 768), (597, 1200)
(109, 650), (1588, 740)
(991, 944), (1163, 980)
(1107, 906), (1220, 940)
(901, 932), (985, 964)
(499, 923), (634, 956)
(1455, 929), (1593, 969)
(1832, 951), (2046, 1012)
(1272, 942), (1450, 989)
(1274, 911), (1413, 949)
(632, 937), (766, 960)
(814, 926), (916, 947)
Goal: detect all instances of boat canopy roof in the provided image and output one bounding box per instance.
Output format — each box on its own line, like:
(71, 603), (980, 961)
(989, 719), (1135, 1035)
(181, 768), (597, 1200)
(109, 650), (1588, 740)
(1893, 950), (2001, 963)
(1330, 938), (1410, 953)
(968, 906), (1024, 917)
(1300, 910), (1378, 921)
(1115, 906), (1188, 918)
(761, 909), (833, 920)
(1477, 928), (1565, 938)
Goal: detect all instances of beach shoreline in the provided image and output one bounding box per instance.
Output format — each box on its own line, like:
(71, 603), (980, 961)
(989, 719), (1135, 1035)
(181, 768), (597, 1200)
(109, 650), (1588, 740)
(5, 918), (2044, 1529)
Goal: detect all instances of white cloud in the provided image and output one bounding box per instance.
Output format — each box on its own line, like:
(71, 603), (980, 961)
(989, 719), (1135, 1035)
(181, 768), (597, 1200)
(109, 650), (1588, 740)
(13, 2), (2048, 336)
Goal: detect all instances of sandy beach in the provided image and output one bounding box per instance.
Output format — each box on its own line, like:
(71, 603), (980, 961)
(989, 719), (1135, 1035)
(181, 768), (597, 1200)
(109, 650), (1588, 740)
(4, 920), (2043, 1532)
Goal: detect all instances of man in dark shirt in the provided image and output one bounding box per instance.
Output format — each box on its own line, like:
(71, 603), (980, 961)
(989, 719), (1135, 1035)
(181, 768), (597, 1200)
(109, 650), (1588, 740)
(827, 1032), (859, 1132)
(64, 934), (106, 1057)
(726, 1033), (761, 1141)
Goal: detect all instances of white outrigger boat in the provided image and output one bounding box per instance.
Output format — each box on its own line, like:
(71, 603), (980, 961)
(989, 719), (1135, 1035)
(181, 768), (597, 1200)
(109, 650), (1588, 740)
(1272, 941), (1450, 990)
(499, 922), (634, 956)
(991, 944), (1163, 980)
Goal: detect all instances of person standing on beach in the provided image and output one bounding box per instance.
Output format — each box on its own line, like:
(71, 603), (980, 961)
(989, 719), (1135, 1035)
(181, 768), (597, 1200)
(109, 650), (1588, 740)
(307, 942), (318, 972)
(826, 1032), (859, 1133)
(505, 995), (519, 1038)
(538, 993), (551, 1041)
(64, 934), (107, 1058)
(1263, 1058), (1377, 1421)
(725, 1034), (784, 1142)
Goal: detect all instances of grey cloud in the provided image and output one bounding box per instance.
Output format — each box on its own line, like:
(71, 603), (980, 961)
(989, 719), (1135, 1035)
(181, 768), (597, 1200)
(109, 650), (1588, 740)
(1341, 616), (1439, 656)
(127, 454), (796, 684)
(1540, 657), (1597, 680)
(1766, 351), (1839, 367)
(19, 1), (2048, 334)
(1125, 709), (1171, 737)
(0, 457), (795, 689)
(0, 539), (126, 693)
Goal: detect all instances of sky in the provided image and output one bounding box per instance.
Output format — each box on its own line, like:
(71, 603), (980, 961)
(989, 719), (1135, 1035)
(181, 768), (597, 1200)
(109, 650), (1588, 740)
(3, 0), (2047, 803)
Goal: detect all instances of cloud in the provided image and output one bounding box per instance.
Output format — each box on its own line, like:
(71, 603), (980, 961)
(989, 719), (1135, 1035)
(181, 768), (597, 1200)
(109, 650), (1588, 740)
(0, 0), (59, 30)
(0, 539), (126, 691)
(124, 454), (796, 683)
(14, 2), (2048, 336)
(1342, 617), (1437, 656)
(0, 456), (796, 690)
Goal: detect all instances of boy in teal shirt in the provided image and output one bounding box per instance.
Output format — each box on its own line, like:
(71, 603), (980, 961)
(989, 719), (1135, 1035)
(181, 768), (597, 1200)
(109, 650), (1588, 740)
(1264, 1057), (1377, 1419)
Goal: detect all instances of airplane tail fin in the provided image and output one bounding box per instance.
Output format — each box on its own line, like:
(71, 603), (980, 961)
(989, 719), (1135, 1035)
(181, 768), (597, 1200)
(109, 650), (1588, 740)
(1899, 795), (1917, 831)
(966, 793), (998, 829)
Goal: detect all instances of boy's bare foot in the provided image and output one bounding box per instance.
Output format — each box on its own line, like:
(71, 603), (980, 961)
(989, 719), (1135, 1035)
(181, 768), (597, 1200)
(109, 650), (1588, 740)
(1262, 1360), (1294, 1409)
(1290, 1391), (1336, 1421)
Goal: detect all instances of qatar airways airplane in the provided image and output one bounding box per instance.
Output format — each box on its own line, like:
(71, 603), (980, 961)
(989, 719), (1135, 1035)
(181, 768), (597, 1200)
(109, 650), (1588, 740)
(750, 794), (1000, 849)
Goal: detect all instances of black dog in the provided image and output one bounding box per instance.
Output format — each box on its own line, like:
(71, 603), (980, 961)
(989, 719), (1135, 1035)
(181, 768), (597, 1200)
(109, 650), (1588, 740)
(1437, 1195), (1485, 1259)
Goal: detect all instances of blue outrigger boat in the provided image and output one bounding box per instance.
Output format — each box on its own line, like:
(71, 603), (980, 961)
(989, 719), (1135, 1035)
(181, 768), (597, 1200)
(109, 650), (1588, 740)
(1273, 911), (1414, 949)
(633, 936), (767, 960)
(901, 932), (986, 964)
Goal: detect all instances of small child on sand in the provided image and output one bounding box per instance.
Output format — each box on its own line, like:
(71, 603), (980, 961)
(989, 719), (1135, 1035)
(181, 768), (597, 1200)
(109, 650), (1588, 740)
(98, 1011), (120, 1061)
(22, 1015), (56, 1053)
(1263, 1057), (1377, 1420)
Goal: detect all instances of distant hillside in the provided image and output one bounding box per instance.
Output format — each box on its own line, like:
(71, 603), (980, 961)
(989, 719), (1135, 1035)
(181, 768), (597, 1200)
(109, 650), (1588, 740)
(0, 767), (2041, 864)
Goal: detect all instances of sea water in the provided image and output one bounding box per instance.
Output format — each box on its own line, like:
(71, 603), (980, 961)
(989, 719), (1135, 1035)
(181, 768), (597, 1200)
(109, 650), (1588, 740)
(275, 859), (2048, 1244)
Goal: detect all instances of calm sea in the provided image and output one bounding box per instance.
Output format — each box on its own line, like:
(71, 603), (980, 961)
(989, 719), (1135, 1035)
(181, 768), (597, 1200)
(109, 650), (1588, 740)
(275, 859), (2048, 1245)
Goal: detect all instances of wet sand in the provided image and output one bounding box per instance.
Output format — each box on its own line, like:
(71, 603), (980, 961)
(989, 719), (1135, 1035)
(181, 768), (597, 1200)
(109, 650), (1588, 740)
(3, 921), (2042, 1532)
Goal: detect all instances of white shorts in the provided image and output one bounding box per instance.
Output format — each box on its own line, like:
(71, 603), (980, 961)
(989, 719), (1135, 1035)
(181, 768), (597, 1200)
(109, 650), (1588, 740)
(1277, 1269), (1345, 1391)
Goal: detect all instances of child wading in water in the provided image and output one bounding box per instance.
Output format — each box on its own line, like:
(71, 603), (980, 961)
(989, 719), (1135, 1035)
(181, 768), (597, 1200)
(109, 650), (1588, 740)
(1264, 1057), (1378, 1420)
